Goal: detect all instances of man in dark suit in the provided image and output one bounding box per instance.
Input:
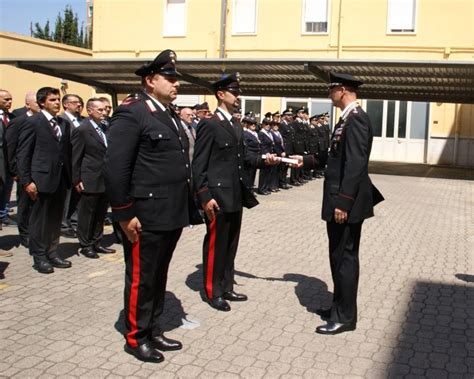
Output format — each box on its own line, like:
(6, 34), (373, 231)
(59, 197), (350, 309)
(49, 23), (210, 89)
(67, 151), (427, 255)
(72, 98), (116, 259)
(12, 91), (37, 117)
(294, 72), (383, 335)
(192, 73), (278, 312)
(17, 87), (73, 274)
(5, 96), (40, 247)
(104, 50), (202, 363)
(0, 89), (17, 227)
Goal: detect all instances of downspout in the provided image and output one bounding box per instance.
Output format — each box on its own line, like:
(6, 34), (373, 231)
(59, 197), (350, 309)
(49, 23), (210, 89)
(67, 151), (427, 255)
(337, 0), (343, 58)
(219, 0), (228, 58)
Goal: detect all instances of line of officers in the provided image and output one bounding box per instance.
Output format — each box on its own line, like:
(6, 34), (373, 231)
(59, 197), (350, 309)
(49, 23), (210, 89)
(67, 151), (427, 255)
(239, 107), (331, 195)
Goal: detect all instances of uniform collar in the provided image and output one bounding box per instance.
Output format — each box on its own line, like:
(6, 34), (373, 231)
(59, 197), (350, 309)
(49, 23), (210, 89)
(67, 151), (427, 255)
(340, 101), (359, 121)
(217, 107), (232, 122)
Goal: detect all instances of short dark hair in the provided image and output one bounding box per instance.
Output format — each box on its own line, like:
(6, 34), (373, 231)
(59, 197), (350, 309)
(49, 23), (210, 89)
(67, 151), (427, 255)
(36, 87), (60, 109)
(61, 93), (80, 107)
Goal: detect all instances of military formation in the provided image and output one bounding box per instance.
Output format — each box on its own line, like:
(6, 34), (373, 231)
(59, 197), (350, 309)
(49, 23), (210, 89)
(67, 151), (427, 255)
(0, 49), (383, 363)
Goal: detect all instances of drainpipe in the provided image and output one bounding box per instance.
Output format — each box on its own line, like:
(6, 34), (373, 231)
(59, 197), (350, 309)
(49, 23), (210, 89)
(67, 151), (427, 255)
(219, 0), (228, 58)
(337, 0), (343, 58)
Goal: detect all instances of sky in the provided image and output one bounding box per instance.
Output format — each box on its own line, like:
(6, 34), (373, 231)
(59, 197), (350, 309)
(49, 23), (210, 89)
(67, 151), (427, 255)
(0, 0), (87, 37)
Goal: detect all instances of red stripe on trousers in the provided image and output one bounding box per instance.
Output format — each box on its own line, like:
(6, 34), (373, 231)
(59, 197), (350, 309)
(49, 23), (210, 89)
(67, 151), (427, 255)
(126, 238), (140, 347)
(205, 217), (217, 299)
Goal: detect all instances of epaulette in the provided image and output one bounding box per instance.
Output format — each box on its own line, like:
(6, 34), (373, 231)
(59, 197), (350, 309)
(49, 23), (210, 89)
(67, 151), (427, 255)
(216, 112), (225, 121)
(121, 93), (141, 106)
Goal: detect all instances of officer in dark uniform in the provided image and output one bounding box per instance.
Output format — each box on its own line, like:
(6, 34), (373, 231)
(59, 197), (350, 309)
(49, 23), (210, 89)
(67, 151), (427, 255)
(315, 113), (330, 176)
(241, 115), (260, 193)
(295, 72), (383, 335)
(103, 50), (202, 363)
(292, 107), (308, 183)
(257, 118), (275, 195)
(279, 109), (296, 187)
(192, 73), (278, 312)
(308, 115), (321, 178)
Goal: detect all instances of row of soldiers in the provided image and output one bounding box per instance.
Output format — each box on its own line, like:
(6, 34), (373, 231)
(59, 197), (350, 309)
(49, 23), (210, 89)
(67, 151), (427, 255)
(239, 107), (332, 195)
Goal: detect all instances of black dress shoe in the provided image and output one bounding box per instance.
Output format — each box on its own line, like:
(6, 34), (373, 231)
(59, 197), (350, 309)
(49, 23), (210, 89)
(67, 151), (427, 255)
(33, 260), (54, 274)
(279, 185), (290, 190)
(223, 291), (248, 302)
(315, 308), (331, 320)
(257, 190), (270, 195)
(80, 247), (99, 259)
(94, 245), (116, 254)
(124, 342), (164, 363)
(1, 217), (17, 227)
(290, 181), (301, 186)
(151, 334), (183, 351)
(49, 257), (72, 269)
(315, 322), (356, 335)
(207, 296), (231, 311)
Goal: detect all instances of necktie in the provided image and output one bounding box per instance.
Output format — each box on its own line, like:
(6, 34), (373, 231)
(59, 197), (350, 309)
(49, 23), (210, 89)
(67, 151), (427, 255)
(96, 126), (107, 146)
(2, 113), (9, 127)
(50, 118), (61, 140)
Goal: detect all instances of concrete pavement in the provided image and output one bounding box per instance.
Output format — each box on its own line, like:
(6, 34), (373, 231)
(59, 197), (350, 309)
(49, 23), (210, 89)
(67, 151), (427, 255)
(0, 164), (472, 378)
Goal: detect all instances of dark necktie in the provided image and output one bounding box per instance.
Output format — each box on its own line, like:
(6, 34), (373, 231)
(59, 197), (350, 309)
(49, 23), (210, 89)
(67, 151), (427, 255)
(2, 113), (9, 127)
(50, 118), (61, 140)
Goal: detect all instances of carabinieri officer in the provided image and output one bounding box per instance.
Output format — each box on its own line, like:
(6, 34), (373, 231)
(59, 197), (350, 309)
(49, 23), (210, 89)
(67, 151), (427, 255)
(104, 49), (202, 363)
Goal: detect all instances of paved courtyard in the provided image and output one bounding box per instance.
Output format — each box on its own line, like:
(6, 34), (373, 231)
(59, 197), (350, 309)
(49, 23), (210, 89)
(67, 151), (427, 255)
(0, 164), (473, 378)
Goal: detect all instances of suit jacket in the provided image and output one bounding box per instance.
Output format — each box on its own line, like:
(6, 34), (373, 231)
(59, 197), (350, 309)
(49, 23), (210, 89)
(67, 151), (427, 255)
(17, 111), (72, 193)
(71, 118), (107, 193)
(304, 106), (383, 223)
(12, 107), (27, 117)
(0, 111), (15, 183)
(192, 109), (264, 213)
(103, 92), (201, 230)
(5, 113), (30, 177)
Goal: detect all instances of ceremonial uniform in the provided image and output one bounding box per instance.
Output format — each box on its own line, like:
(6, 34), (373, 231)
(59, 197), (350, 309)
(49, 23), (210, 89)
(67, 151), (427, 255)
(103, 50), (201, 362)
(242, 116), (260, 192)
(257, 121), (275, 194)
(279, 113), (295, 186)
(304, 72), (383, 334)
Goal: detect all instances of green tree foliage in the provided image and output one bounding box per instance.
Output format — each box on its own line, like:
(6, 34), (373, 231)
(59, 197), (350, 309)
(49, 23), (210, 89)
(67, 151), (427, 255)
(32, 5), (91, 49)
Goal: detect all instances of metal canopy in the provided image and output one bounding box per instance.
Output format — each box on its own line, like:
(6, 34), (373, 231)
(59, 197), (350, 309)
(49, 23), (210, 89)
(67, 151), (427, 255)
(2, 57), (474, 103)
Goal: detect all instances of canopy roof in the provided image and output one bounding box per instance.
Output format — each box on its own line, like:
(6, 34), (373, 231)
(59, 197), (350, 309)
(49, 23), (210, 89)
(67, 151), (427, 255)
(2, 57), (473, 103)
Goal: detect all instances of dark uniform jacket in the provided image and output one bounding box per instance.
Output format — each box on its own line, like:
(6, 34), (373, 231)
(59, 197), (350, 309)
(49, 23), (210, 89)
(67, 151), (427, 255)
(5, 113), (29, 177)
(271, 130), (285, 156)
(279, 120), (294, 155)
(71, 118), (107, 193)
(17, 111), (72, 193)
(193, 109), (263, 213)
(304, 106), (383, 223)
(292, 119), (306, 154)
(308, 125), (320, 155)
(103, 92), (201, 230)
(1, 111), (15, 183)
(243, 130), (260, 158)
(258, 130), (274, 155)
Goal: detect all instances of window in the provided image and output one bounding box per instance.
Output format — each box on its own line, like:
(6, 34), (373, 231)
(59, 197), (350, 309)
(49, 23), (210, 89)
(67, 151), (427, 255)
(233, 0), (257, 34)
(241, 97), (262, 119)
(366, 100), (384, 137)
(387, 0), (416, 33)
(302, 0), (329, 34)
(163, 0), (186, 37)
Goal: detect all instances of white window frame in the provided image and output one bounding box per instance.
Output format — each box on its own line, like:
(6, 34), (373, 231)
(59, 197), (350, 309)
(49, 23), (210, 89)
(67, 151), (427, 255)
(386, 0), (417, 35)
(163, 0), (187, 37)
(232, 0), (258, 35)
(301, 0), (330, 35)
(241, 96), (263, 119)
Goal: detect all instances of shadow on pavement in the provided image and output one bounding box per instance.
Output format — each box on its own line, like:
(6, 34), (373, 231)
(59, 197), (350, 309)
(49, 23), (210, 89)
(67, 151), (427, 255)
(455, 273), (474, 283)
(369, 162), (474, 181)
(58, 242), (80, 259)
(388, 281), (473, 377)
(0, 261), (10, 279)
(114, 291), (187, 337)
(0, 234), (20, 250)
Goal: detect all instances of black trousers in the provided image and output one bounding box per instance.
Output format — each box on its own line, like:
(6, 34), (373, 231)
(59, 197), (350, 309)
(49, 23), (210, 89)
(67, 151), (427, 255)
(123, 228), (182, 348)
(326, 221), (363, 325)
(29, 177), (67, 261)
(77, 192), (109, 248)
(279, 164), (288, 186)
(203, 210), (242, 299)
(258, 166), (272, 192)
(16, 183), (33, 245)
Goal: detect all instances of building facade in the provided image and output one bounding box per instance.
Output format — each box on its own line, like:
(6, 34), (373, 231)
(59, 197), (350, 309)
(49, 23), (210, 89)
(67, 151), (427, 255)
(90, 0), (473, 166)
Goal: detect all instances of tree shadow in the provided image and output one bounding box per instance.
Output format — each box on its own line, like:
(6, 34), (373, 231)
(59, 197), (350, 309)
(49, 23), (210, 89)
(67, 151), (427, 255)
(388, 281), (474, 377)
(114, 291), (188, 338)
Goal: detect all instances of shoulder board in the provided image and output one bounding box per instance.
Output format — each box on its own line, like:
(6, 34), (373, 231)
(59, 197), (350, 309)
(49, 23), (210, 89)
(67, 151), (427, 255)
(121, 93), (141, 106)
(145, 99), (158, 113)
(216, 112), (225, 121)
(351, 108), (359, 114)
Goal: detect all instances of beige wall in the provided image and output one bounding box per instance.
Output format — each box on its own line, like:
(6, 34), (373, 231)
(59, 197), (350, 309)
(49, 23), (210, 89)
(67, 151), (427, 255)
(0, 32), (95, 114)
